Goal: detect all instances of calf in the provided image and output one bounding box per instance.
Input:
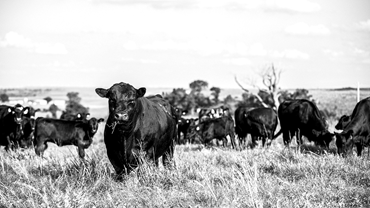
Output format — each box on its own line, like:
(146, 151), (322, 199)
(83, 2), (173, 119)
(0, 104), (27, 151)
(19, 106), (40, 148)
(198, 115), (236, 149)
(235, 107), (278, 148)
(34, 117), (104, 158)
(177, 117), (198, 144)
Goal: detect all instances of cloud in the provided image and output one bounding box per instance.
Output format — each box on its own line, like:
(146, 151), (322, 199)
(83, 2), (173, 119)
(35, 43), (68, 55)
(285, 22), (330, 35)
(265, 0), (321, 13)
(123, 40), (309, 60)
(0, 31), (68, 55)
(271, 49), (310, 59)
(0, 31), (33, 48)
(249, 43), (268, 56)
(323, 49), (344, 57)
(357, 19), (370, 31)
(222, 58), (252, 66)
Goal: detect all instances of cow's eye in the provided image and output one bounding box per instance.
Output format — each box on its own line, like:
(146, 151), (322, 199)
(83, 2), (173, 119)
(127, 100), (135, 106)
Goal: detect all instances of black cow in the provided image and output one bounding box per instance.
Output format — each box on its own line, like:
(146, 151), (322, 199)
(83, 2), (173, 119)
(335, 115), (351, 130)
(19, 106), (40, 148)
(335, 97), (370, 156)
(235, 106), (278, 148)
(276, 99), (334, 148)
(34, 117), (104, 158)
(198, 115), (236, 149)
(95, 82), (177, 176)
(177, 117), (198, 144)
(0, 104), (27, 151)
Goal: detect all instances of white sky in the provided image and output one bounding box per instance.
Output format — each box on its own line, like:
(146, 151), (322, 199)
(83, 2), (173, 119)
(0, 0), (369, 90)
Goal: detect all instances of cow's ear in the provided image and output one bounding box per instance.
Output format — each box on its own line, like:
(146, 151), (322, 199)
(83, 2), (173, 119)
(136, 87), (146, 98)
(7, 107), (12, 113)
(95, 88), (108, 98)
(23, 108), (29, 115)
(35, 108), (40, 113)
(98, 118), (105, 123)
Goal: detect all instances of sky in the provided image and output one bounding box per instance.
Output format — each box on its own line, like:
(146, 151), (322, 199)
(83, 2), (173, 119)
(0, 0), (369, 90)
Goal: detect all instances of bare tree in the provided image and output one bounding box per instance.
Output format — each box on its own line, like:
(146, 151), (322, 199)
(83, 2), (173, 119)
(235, 64), (282, 109)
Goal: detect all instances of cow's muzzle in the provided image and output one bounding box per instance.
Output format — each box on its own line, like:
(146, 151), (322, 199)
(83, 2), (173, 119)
(115, 113), (129, 121)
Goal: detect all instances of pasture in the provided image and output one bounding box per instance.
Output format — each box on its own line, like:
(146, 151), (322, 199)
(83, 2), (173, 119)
(1, 88), (370, 207)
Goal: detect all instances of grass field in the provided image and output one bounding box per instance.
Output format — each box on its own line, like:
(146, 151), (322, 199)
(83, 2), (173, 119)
(0, 88), (370, 207)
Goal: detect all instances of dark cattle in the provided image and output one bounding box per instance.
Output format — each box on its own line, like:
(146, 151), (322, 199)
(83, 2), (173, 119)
(95, 82), (177, 176)
(235, 107), (278, 148)
(198, 105), (225, 122)
(19, 106), (40, 148)
(0, 104), (26, 151)
(198, 115), (236, 149)
(335, 97), (370, 156)
(177, 117), (198, 144)
(335, 115), (351, 130)
(276, 99), (334, 148)
(34, 117), (104, 158)
(234, 106), (251, 147)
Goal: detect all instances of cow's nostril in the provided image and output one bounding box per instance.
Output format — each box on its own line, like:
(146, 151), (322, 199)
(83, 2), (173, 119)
(114, 114), (120, 120)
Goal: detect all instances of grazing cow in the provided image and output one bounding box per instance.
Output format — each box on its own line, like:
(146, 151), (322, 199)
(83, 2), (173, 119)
(335, 115), (351, 130)
(235, 106), (278, 148)
(34, 117), (104, 158)
(335, 97), (370, 156)
(95, 82), (177, 176)
(0, 104), (27, 151)
(198, 115), (236, 149)
(276, 99), (334, 148)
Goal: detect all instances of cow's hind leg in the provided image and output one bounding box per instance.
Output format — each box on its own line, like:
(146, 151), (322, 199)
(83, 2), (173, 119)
(162, 141), (175, 168)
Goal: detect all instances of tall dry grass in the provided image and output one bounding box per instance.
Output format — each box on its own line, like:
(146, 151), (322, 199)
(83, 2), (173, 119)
(0, 138), (369, 208)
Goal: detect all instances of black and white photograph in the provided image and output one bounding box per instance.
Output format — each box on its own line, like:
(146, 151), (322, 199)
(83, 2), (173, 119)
(0, 0), (369, 207)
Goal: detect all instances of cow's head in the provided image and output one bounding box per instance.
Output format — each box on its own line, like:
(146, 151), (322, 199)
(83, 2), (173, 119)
(335, 115), (350, 130)
(23, 107), (40, 119)
(19, 117), (34, 149)
(87, 117), (105, 135)
(96, 82), (146, 123)
(8, 104), (27, 124)
(335, 130), (354, 156)
(312, 129), (334, 148)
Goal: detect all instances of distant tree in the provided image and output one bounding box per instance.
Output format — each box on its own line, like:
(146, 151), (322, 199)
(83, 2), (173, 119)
(61, 92), (88, 120)
(164, 88), (193, 112)
(66, 92), (81, 104)
(189, 80), (208, 94)
(223, 94), (236, 105)
(0, 93), (9, 102)
(235, 64), (282, 109)
(49, 104), (59, 118)
(210, 87), (221, 105)
(44, 96), (52, 104)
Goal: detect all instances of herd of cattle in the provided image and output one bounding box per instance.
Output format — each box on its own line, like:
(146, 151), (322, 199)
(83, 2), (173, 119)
(0, 104), (104, 158)
(0, 82), (369, 176)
